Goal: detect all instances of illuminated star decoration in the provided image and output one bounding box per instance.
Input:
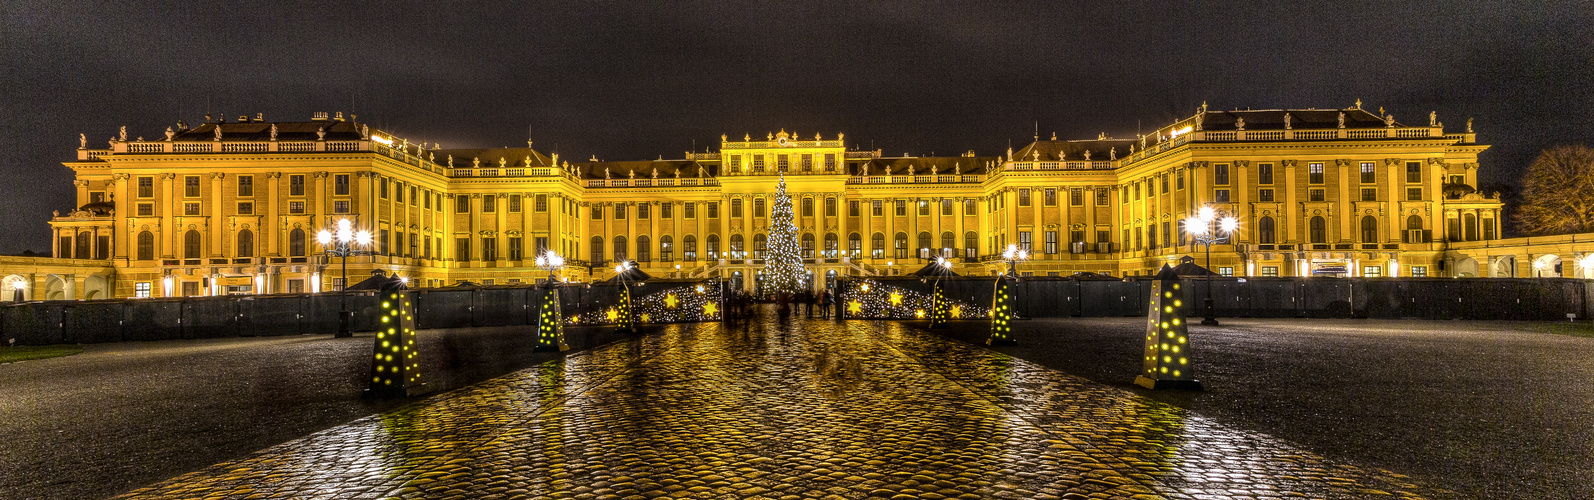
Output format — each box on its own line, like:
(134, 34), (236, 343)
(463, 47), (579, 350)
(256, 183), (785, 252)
(605, 307), (619, 322)
(950, 305), (963, 318)
(847, 300), (863, 315)
(664, 293), (679, 309)
(915, 309), (926, 318)
(639, 313), (651, 323)
(702, 302), (718, 318)
(889, 291), (903, 306)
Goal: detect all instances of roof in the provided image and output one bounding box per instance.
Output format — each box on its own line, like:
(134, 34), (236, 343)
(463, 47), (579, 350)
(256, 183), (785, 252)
(432, 147), (554, 170)
(170, 119), (369, 142)
(1196, 107), (1395, 132)
(853, 156), (1001, 176)
(1012, 139), (1137, 162)
(577, 159), (718, 180)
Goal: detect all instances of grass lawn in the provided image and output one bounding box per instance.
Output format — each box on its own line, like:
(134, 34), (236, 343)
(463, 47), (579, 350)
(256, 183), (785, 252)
(0, 345), (84, 363)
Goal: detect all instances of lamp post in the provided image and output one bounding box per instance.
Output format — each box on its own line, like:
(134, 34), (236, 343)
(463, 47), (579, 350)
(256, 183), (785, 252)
(316, 216), (372, 338)
(1001, 243), (1029, 278)
(1183, 206), (1239, 326)
(10, 278), (26, 302)
(535, 249), (565, 285)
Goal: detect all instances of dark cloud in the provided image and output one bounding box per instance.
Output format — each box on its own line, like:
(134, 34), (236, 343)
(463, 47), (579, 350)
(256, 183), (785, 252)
(3, 0), (1591, 252)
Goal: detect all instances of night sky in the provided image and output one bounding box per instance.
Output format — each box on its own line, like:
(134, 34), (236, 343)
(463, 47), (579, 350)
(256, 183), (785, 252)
(3, 1), (1591, 253)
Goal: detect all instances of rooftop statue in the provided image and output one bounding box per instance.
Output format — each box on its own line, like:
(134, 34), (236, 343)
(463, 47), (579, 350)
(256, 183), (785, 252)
(119, 126), (127, 141)
(1338, 112), (1346, 128)
(79, 133), (86, 149)
(269, 124), (277, 141)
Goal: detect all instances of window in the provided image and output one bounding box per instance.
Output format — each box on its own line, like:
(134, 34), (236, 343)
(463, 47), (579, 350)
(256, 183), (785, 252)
(380, 179), (389, 199)
(1408, 188), (1423, 201)
(1412, 266), (1427, 277)
(482, 237), (498, 261)
(1309, 163), (1324, 184)
(894, 232), (908, 258)
(410, 233), (418, 257)
(1134, 183), (1142, 200)
(333, 200), (350, 214)
(1310, 216), (1326, 243)
(706, 234), (719, 259)
(1261, 266), (1278, 277)
(1096, 188), (1109, 206)
(1215, 164), (1230, 185)
(822, 233), (838, 258)
(394, 182), (407, 204)
(1218, 267), (1234, 277)
(636, 235), (650, 261)
(937, 199), (950, 216)
(729, 234), (744, 256)
(138, 177), (153, 197)
(802, 198), (813, 217)
(508, 237), (523, 261)
(1361, 215), (1378, 242)
(1406, 162), (1422, 183)
(1363, 266), (1382, 277)
(753, 156), (765, 173)
(288, 201), (305, 214)
(825, 154), (836, 171)
(825, 198), (836, 217)
(801, 233), (815, 257)
(458, 196), (472, 214)
(1043, 188), (1057, 206)
(136, 231), (154, 260)
(613, 235), (627, 261)
(1484, 218), (1496, 240)
(1258, 216), (1275, 244)
(1258, 189), (1274, 202)
(1160, 174), (1170, 194)
(235, 229), (253, 258)
(754, 198), (765, 217)
(849, 200), (860, 217)
(1044, 231), (1058, 254)
(183, 176), (200, 197)
(684, 202), (695, 218)
(614, 204), (626, 219)
(730, 155), (742, 172)
(872, 200), (883, 216)
(378, 229), (390, 256)
(424, 190), (432, 209)
(661, 202), (673, 219)
(732, 199), (743, 217)
(1161, 222), (1171, 248)
(1215, 189), (1230, 203)
(1361, 162), (1376, 183)
(237, 202), (253, 215)
(334, 174), (349, 195)
(135, 282), (151, 298)
(964, 199), (976, 215)
(1099, 229), (1113, 248)
(180, 229), (201, 259)
(1069, 188), (1083, 206)
(683, 235), (697, 260)
(638, 203), (649, 219)
(1310, 189), (1325, 202)
(1019, 231), (1032, 252)
(871, 233), (884, 258)
(1176, 171), (1186, 190)
(1018, 189), (1031, 206)
(1147, 225), (1157, 250)
(707, 202), (718, 218)
(801, 154), (813, 172)
(456, 237), (472, 261)
(894, 200), (906, 216)
(509, 195), (522, 213)
(965, 232), (978, 258)
(533, 194), (547, 212)
(753, 234), (767, 258)
(590, 205), (603, 219)
(777, 155), (789, 172)
(660, 235), (672, 261)
(238, 176), (253, 197)
(1406, 215), (1425, 243)
(917, 200), (929, 216)
(848, 233), (862, 258)
(483, 195), (497, 213)
(1464, 213), (1478, 241)
(1258, 163), (1274, 185)
(1361, 188), (1377, 201)
(289, 175), (305, 196)
(184, 202), (200, 215)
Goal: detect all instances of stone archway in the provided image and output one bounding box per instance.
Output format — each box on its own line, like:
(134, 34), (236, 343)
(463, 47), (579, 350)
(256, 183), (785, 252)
(44, 274), (70, 301)
(1454, 257), (1478, 278)
(1533, 254), (1563, 278)
(82, 275), (110, 300)
(2, 274), (30, 302)
(1492, 256), (1514, 277)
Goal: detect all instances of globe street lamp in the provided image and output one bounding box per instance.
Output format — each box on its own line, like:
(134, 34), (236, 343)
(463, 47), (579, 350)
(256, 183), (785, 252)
(10, 278), (26, 302)
(535, 250), (565, 285)
(1001, 243), (1029, 277)
(1184, 207), (1239, 326)
(317, 216), (372, 338)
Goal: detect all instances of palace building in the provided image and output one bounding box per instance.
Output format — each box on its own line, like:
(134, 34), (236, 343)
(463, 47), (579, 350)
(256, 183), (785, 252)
(7, 103), (1588, 301)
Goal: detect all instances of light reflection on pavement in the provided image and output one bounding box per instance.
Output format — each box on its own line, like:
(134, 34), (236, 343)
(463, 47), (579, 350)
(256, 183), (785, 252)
(119, 314), (1451, 499)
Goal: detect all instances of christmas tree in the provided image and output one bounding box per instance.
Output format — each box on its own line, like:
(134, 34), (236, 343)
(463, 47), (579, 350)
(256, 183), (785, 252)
(761, 174), (808, 297)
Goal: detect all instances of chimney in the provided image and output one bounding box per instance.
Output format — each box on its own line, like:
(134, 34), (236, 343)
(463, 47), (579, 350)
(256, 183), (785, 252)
(256, 113), (264, 122)
(334, 111), (345, 121)
(238, 115), (248, 122)
(311, 112), (329, 121)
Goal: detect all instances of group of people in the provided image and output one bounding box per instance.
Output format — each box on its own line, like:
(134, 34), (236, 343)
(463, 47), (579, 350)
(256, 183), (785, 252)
(723, 287), (836, 321)
(793, 288), (834, 319)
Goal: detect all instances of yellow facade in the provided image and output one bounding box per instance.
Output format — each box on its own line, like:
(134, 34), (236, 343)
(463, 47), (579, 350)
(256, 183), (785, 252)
(26, 104), (1583, 301)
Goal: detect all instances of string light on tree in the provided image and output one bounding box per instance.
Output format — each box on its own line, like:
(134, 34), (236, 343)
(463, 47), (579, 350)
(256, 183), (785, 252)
(760, 173), (808, 297)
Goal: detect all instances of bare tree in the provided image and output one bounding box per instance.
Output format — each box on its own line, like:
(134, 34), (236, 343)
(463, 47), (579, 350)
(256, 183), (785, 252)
(1516, 145), (1594, 236)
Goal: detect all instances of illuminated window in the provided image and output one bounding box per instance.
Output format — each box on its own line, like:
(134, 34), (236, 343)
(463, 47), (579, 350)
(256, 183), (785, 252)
(1361, 162), (1376, 183)
(1215, 189), (1230, 203)
(1044, 188), (1057, 206)
(1309, 163), (1324, 184)
(1412, 266), (1427, 277)
(1044, 231), (1057, 254)
(1019, 231), (1032, 252)
(135, 282), (151, 298)
(288, 201), (305, 214)
(848, 233), (861, 258)
(894, 232), (908, 258)
(1218, 267), (1233, 276)
(1258, 189), (1273, 202)
(1257, 163), (1274, 185)
(1261, 266), (1278, 277)
(334, 200), (350, 214)
(825, 233), (838, 258)
(871, 233), (884, 258)
(238, 176), (253, 197)
(801, 233), (815, 257)
(1363, 266), (1381, 277)
(917, 200), (929, 216)
(753, 234), (767, 258)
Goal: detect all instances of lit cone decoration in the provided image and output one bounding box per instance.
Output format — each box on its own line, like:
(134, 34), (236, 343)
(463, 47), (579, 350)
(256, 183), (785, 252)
(616, 284), (634, 331)
(988, 274), (1016, 345)
(367, 277), (427, 397)
(534, 285), (568, 352)
(929, 280), (949, 328)
(1135, 264), (1203, 390)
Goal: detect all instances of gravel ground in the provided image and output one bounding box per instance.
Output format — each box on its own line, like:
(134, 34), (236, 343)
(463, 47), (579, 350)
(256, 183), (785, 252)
(0, 325), (652, 500)
(923, 317), (1594, 500)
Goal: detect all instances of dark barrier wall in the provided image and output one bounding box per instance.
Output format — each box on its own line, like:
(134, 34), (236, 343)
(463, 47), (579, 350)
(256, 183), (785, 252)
(852, 276), (1593, 321)
(0, 281), (716, 346)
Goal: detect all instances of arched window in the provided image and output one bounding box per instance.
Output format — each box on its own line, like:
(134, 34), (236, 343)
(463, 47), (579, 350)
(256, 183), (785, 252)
(1406, 215), (1424, 243)
(848, 233), (863, 258)
(184, 230), (202, 259)
(706, 234), (719, 259)
(965, 231), (978, 259)
(288, 228), (306, 257)
(137, 231), (154, 261)
(824, 233), (838, 258)
(1463, 213), (1478, 241)
(871, 232), (885, 258)
(802, 233), (815, 257)
(590, 236), (604, 264)
(1309, 216), (1326, 244)
(636, 235), (651, 261)
(659, 235), (673, 261)
(237, 229), (254, 258)
(753, 234), (768, 258)
(74, 231), (91, 259)
(917, 232), (932, 258)
(895, 232), (909, 259)
(683, 235), (697, 261)
(941, 232), (955, 257)
(729, 234), (743, 257)
(613, 235), (627, 262)
(1361, 216), (1379, 243)
(1258, 217), (1275, 244)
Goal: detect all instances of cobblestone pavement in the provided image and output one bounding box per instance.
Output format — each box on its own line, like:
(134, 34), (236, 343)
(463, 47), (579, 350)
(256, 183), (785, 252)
(119, 315), (1454, 499)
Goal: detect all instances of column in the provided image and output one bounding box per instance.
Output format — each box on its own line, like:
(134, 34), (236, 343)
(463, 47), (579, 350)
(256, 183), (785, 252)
(649, 201), (660, 266)
(442, 195), (456, 263)
(161, 173), (176, 258)
(836, 192), (848, 261)
(210, 173), (225, 257)
(112, 174), (130, 260)
(1283, 161), (1298, 245)
(313, 172), (329, 218)
(953, 196), (966, 260)
(1336, 160), (1351, 242)
(495, 194), (508, 264)
(266, 173), (281, 256)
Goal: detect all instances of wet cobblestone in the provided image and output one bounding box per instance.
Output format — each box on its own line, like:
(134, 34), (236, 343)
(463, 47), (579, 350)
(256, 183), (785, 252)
(118, 316), (1455, 499)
